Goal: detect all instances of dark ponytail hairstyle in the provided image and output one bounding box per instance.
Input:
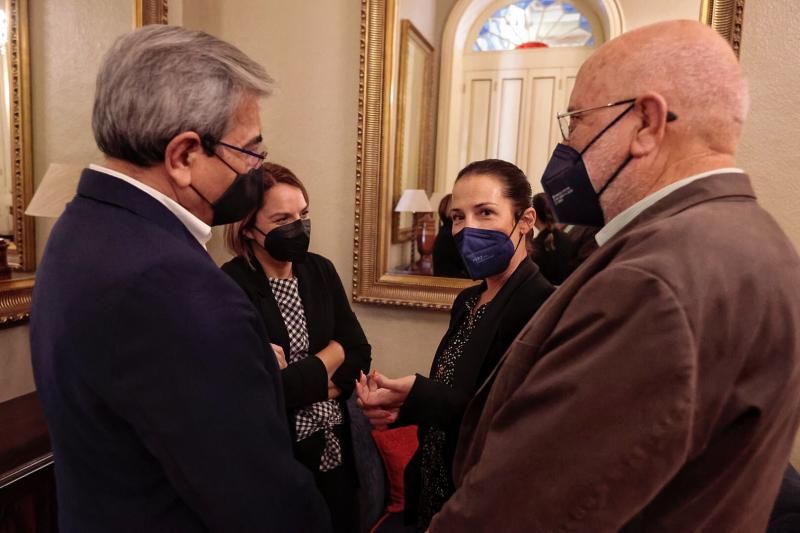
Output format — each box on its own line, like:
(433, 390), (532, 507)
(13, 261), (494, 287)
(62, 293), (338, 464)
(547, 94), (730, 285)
(532, 193), (556, 225)
(455, 159), (532, 219)
(531, 192), (558, 252)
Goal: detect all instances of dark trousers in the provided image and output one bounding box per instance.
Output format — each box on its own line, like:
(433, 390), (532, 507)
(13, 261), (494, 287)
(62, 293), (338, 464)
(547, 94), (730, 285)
(295, 424), (357, 533)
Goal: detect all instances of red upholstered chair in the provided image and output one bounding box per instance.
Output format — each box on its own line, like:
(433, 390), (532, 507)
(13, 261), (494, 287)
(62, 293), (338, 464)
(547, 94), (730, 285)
(369, 425), (419, 532)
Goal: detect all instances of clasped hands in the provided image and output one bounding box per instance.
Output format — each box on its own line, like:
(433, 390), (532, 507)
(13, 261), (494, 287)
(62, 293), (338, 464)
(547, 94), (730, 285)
(355, 370), (415, 430)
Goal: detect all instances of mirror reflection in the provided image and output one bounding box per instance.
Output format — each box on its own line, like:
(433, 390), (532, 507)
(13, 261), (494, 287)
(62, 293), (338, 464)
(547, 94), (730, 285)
(386, 0), (602, 280)
(0, 4), (15, 267)
(383, 0), (706, 287)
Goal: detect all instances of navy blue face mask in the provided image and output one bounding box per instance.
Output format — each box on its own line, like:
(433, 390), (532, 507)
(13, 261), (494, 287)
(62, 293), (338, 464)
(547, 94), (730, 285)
(540, 103), (636, 227)
(453, 220), (522, 281)
(541, 103), (678, 227)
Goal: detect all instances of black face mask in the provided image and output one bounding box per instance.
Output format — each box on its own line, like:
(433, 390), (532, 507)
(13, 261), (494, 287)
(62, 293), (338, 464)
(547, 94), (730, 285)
(191, 155), (265, 226)
(254, 218), (311, 263)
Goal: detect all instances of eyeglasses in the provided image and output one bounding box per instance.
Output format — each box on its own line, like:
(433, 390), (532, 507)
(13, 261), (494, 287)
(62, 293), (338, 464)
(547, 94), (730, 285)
(557, 98), (636, 140)
(557, 98), (678, 140)
(217, 141), (268, 170)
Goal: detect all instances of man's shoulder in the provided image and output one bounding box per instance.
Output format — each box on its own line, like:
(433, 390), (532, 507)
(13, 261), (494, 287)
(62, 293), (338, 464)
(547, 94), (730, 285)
(616, 196), (797, 275)
(132, 252), (248, 311)
(39, 202), (234, 317)
(572, 197), (800, 332)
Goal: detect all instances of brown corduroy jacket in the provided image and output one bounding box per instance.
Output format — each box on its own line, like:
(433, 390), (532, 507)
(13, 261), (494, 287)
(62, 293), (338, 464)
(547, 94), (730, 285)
(431, 173), (800, 533)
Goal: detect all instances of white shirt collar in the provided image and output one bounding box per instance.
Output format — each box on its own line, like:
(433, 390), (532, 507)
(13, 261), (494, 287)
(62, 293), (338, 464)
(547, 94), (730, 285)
(89, 164), (212, 248)
(595, 167), (745, 247)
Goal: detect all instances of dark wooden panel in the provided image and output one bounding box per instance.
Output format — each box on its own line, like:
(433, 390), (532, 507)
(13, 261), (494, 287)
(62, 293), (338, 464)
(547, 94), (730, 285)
(0, 392), (57, 532)
(0, 460), (56, 533)
(0, 393), (50, 477)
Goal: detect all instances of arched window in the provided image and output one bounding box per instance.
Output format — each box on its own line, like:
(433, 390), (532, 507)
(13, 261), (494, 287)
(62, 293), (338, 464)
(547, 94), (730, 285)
(474, 0), (595, 51)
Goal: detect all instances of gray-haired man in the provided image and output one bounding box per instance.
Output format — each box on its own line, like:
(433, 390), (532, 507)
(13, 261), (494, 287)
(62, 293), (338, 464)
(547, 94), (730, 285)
(30, 25), (331, 532)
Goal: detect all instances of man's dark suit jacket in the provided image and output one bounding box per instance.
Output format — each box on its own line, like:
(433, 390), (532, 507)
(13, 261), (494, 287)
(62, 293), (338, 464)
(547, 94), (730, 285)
(398, 257), (554, 522)
(30, 168), (330, 533)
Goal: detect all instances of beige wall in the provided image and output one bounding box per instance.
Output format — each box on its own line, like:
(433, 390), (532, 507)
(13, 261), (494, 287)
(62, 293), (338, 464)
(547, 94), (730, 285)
(0, 324), (34, 402)
(31, 0), (130, 261)
(738, 0), (800, 247)
(618, 0), (700, 30)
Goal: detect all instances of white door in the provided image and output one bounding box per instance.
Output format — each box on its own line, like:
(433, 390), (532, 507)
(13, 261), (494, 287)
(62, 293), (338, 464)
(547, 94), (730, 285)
(459, 68), (537, 169)
(523, 66), (580, 191)
(460, 70), (495, 165)
(450, 48), (591, 191)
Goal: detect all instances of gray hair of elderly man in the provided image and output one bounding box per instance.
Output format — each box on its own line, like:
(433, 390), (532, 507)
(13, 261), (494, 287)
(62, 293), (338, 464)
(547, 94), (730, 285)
(92, 24), (273, 168)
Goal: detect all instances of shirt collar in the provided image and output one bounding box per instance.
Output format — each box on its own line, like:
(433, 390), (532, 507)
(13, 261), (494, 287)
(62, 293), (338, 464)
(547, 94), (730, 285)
(89, 164), (212, 248)
(595, 167), (745, 247)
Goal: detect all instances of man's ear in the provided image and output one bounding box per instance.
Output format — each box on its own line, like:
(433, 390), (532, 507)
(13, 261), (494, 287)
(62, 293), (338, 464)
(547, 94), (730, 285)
(630, 91), (670, 158)
(165, 132), (204, 188)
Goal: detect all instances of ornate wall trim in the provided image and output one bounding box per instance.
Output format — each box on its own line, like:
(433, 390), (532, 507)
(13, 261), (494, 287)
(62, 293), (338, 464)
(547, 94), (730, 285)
(701, 0), (746, 57)
(136, 0), (169, 27)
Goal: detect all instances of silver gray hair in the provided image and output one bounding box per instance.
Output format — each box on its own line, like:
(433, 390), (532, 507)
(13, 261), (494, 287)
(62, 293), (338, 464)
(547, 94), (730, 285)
(92, 25), (273, 167)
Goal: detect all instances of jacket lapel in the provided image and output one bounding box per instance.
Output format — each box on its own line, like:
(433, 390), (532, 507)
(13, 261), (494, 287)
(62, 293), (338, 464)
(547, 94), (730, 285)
(428, 289), (474, 375)
(453, 258), (537, 394)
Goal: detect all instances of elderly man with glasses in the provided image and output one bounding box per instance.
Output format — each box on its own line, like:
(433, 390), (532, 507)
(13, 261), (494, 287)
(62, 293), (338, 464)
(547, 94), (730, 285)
(430, 20), (800, 533)
(30, 25), (330, 533)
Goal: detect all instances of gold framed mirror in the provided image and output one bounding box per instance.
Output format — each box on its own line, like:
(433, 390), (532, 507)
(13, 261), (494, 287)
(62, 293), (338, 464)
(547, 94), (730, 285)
(353, 0), (474, 310)
(0, 0), (34, 325)
(135, 0), (169, 26)
(353, 0), (747, 310)
(0, 0), (168, 325)
(391, 19), (434, 244)
(701, 0), (745, 57)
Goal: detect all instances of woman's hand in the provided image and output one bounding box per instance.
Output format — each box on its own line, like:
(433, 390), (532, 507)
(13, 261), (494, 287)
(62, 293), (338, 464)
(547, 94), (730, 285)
(328, 380), (342, 400)
(316, 340), (345, 380)
(270, 343), (288, 369)
(355, 370), (415, 430)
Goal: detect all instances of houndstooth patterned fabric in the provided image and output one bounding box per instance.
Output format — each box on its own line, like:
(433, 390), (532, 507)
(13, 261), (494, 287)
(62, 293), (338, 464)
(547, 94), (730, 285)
(268, 276), (344, 472)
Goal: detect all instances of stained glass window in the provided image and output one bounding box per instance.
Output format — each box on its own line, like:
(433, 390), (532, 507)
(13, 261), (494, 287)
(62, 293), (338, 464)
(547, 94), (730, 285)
(474, 0), (594, 51)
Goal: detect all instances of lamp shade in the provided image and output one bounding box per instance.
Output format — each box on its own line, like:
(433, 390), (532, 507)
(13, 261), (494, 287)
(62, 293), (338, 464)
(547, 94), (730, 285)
(25, 163), (84, 218)
(394, 188), (433, 213)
